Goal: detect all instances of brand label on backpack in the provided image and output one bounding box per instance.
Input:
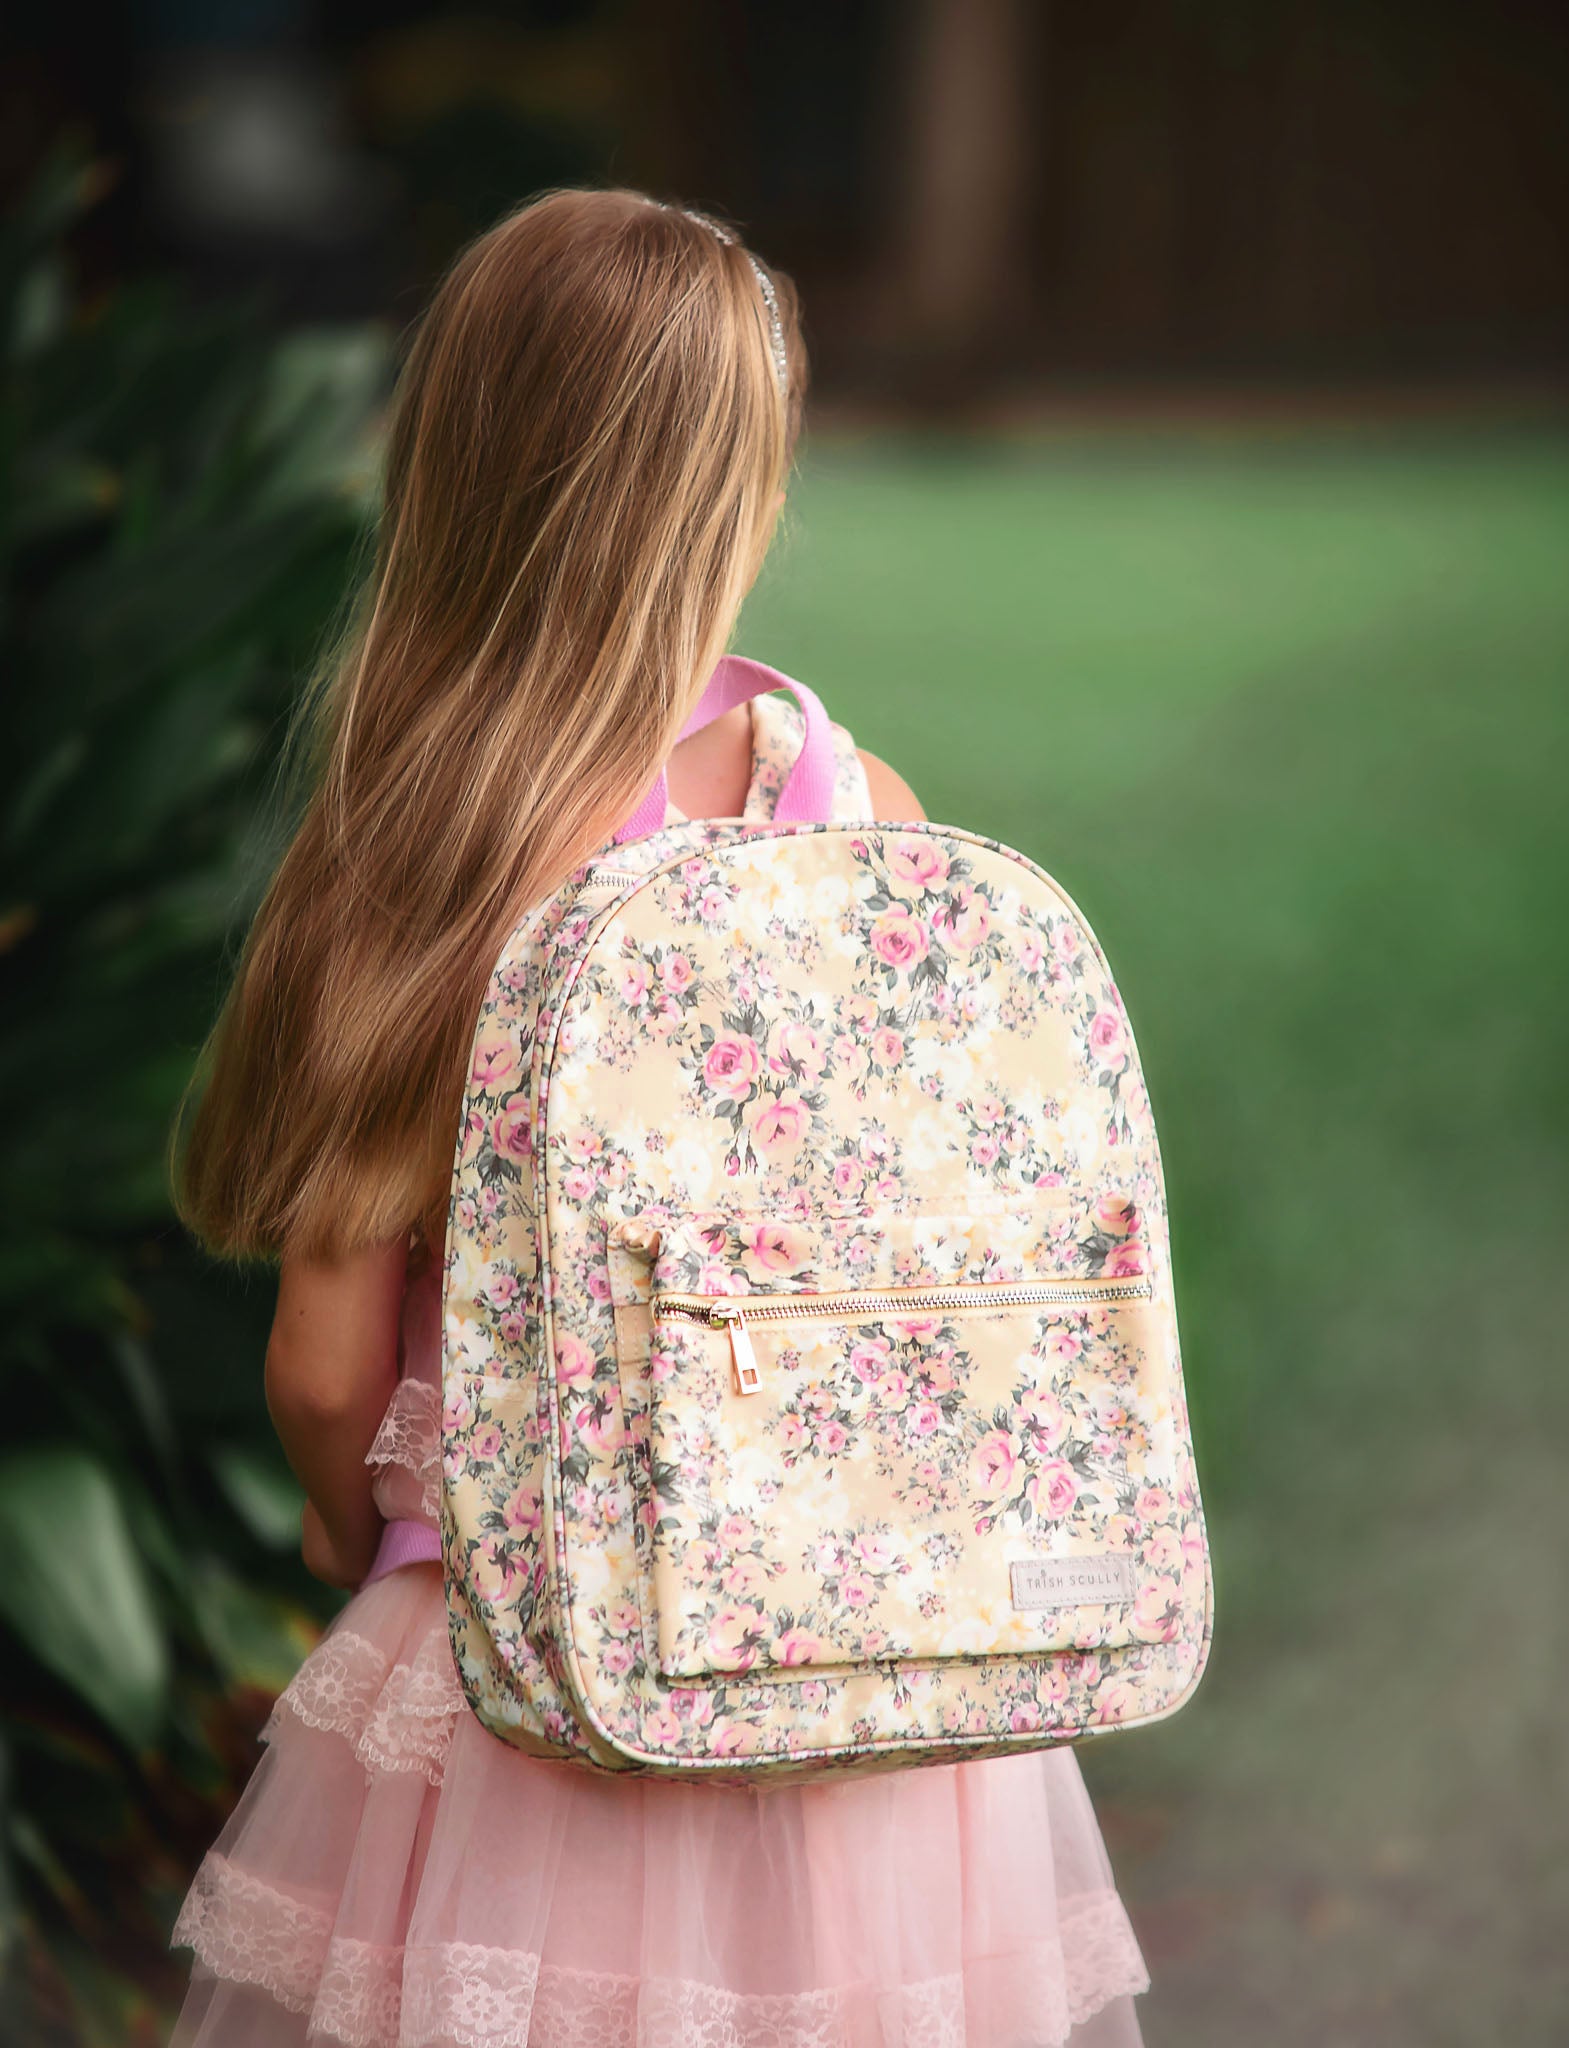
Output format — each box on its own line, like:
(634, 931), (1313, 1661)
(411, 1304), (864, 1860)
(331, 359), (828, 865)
(1010, 1554), (1136, 1610)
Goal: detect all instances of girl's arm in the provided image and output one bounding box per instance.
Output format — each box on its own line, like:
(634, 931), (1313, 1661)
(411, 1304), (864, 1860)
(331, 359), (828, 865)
(265, 1238), (407, 1589)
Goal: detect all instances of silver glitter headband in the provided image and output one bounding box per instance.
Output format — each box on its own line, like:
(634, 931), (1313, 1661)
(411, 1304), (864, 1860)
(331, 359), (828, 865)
(678, 208), (789, 400)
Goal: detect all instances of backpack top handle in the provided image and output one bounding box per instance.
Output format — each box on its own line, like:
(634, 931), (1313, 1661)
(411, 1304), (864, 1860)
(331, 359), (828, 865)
(613, 655), (838, 845)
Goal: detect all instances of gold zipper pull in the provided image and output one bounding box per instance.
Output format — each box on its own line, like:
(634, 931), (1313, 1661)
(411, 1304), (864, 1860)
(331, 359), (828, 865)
(713, 1303), (761, 1394)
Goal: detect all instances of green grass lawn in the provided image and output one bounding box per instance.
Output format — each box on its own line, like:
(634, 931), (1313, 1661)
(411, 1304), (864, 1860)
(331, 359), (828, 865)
(741, 422), (1569, 2047)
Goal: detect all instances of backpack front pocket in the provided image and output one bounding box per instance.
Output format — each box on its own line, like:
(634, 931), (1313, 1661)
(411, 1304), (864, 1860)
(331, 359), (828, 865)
(643, 1242), (1179, 1682)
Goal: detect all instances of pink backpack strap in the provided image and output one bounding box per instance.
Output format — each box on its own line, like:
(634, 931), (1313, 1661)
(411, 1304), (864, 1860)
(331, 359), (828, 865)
(613, 655), (836, 845)
(363, 1518), (442, 1584)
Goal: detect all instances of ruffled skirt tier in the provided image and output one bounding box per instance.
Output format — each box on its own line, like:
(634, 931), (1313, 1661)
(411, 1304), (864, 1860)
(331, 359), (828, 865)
(172, 1565), (1147, 2047)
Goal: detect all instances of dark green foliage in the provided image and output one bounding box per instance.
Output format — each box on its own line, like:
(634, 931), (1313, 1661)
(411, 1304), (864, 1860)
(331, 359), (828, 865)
(0, 153), (385, 2042)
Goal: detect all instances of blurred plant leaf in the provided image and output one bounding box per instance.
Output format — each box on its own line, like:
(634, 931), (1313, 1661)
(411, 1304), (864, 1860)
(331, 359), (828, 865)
(7, 452), (119, 546)
(189, 1562), (317, 1695)
(0, 144), (110, 355)
(209, 1445), (304, 1552)
(0, 1449), (170, 1749)
(0, 140), (382, 2040)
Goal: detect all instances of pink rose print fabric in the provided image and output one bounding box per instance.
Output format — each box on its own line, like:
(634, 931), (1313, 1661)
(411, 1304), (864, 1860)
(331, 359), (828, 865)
(439, 807), (1211, 1781)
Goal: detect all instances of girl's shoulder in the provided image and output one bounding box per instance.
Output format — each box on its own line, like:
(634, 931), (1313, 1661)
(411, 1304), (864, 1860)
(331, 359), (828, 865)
(855, 745), (925, 822)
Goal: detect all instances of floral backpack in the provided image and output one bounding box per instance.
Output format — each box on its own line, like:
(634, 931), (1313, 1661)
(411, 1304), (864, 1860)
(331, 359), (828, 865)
(439, 656), (1212, 1780)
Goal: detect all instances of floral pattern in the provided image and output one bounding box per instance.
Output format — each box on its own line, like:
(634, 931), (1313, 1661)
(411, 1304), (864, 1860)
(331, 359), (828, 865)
(639, 1207), (1176, 1684)
(440, 687), (1212, 1779)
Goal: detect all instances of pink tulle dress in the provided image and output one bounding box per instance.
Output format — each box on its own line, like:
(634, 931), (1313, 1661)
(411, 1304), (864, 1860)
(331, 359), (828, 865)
(171, 693), (1151, 2048)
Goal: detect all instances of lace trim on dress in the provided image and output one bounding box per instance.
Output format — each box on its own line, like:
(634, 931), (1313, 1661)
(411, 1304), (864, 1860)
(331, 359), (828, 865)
(1058, 1893), (1151, 2025)
(367, 1378), (442, 1522)
(173, 1856), (334, 2017)
(264, 1628), (466, 1789)
(174, 1853), (1147, 2048)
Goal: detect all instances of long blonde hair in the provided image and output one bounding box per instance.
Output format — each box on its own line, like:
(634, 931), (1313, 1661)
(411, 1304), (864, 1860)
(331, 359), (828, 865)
(175, 188), (806, 1262)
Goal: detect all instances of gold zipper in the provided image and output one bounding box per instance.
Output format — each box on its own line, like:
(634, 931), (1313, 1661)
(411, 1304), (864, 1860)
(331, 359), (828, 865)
(655, 1277), (1153, 1396)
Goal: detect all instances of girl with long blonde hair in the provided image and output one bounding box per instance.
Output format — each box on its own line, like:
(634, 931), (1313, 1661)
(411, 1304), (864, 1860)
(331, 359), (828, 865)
(169, 188), (1149, 2047)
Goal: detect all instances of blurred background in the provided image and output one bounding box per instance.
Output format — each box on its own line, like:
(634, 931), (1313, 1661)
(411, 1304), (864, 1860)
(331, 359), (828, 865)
(1, 3), (1565, 2043)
